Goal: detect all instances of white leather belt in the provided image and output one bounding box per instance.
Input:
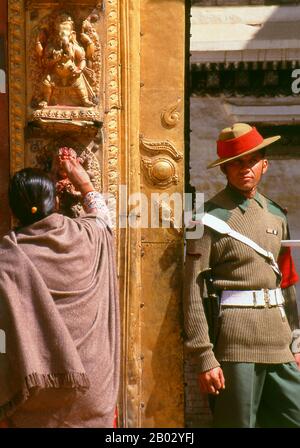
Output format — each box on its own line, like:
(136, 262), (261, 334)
(221, 288), (284, 307)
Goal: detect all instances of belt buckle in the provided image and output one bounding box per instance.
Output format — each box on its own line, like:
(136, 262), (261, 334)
(263, 289), (271, 307)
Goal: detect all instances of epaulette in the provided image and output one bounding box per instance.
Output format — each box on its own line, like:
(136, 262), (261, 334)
(263, 194), (288, 220)
(203, 200), (231, 223)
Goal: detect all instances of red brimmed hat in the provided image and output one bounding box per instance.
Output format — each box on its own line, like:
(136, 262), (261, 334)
(207, 123), (281, 169)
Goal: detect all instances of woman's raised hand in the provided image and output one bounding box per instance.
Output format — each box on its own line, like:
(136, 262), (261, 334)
(59, 150), (93, 194)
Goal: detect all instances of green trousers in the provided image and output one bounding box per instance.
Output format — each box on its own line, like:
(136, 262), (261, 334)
(212, 362), (300, 428)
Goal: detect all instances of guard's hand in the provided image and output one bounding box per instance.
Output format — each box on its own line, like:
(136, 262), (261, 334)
(294, 353), (300, 370)
(198, 367), (225, 395)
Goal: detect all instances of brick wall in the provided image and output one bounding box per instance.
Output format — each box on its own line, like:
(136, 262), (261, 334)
(184, 357), (213, 428)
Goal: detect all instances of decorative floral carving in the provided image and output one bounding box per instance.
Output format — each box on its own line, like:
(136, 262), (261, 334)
(31, 108), (102, 123)
(140, 136), (183, 161)
(8, 0), (26, 174)
(104, 0), (120, 197)
(161, 98), (182, 128)
(141, 156), (179, 188)
(140, 136), (182, 188)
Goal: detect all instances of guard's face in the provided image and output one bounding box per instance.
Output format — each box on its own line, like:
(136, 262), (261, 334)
(222, 152), (268, 193)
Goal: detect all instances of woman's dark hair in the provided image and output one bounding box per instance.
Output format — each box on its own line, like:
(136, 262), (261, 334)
(9, 168), (56, 226)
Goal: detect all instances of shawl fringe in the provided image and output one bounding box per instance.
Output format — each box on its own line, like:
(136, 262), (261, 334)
(0, 372), (90, 420)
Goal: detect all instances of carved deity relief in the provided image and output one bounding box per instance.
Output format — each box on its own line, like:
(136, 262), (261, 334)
(24, 4), (105, 215)
(29, 9), (102, 123)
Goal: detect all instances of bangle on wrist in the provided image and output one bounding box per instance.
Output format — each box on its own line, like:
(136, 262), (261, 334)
(82, 188), (95, 197)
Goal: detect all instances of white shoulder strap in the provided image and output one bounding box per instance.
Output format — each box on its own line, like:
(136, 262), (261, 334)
(201, 213), (281, 276)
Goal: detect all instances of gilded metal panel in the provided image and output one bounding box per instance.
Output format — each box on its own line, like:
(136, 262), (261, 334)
(119, 0), (185, 427)
(140, 242), (184, 427)
(139, 0), (185, 427)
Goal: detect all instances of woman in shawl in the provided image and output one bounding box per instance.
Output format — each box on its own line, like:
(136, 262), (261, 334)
(0, 155), (120, 428)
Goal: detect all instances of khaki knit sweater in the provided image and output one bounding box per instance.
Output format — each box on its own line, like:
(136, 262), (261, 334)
(183, 185), (300, 373)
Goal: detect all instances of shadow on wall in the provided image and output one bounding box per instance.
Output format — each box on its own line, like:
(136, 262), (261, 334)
(142, 242), (184, 427)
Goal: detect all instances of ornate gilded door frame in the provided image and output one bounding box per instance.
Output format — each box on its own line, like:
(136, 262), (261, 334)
(8, 0), (185, 427)
(118, 0), (142, 427)
(0, 1), (10, 237)
(8, 0), (26, 175)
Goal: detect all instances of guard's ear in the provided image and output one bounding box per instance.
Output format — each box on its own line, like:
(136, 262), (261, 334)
(262, 158), (268, 175)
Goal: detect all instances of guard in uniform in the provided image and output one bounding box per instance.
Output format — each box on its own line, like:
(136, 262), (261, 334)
(184, 123), (300, 428)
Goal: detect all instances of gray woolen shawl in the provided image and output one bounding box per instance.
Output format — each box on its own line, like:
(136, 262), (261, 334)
(0, 212), (120, 427)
